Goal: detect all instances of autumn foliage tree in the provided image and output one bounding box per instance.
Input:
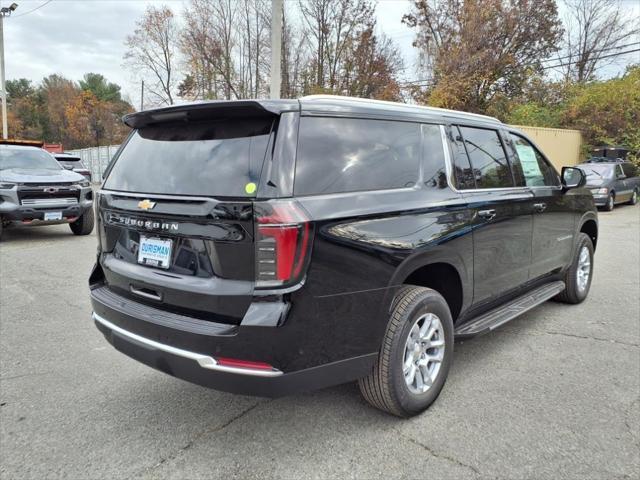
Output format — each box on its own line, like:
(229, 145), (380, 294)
(290, 0), (403, 99)
(164, 0), (404, 101)
(178, 0), (271, 100)
(124, 5), (179, 106)
(404, 0), (564, 113)
(6, 74), (133, 149)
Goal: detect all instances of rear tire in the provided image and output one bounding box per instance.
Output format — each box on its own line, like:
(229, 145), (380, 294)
(555, 233), (594, 304)
(70, 208), (94, 235)
(604, 192), (615, 211)
(358, 286), (454, 417)
(628, 189), (638, 206)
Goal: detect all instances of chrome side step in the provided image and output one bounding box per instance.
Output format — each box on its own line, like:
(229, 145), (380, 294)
(455, 281), (566, 339)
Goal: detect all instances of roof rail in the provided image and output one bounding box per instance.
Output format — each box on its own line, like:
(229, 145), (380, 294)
(300, 95), (501, 123)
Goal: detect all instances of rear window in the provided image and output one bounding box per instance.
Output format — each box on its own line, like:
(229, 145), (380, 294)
(294, 117), (421, 195)
(104, 118), (273, 197)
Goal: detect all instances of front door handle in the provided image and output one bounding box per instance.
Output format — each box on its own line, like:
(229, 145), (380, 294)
(533, 202), (547, 213)
(478, 209), (497, 220)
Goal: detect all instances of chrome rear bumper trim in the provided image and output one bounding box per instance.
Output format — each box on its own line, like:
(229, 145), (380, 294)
(92, 312), (283, 377)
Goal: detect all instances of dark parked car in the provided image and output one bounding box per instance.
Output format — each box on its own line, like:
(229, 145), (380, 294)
(54, 153), (92, 183)
(0, 145), (94, 240)
(577, 162), (639, 211)
(90, 96), (598, 417)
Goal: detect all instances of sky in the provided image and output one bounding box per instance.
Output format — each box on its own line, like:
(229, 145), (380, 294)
(2, 0), (639, 107)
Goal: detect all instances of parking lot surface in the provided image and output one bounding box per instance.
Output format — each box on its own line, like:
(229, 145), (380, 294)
(1, 205), (639, 480)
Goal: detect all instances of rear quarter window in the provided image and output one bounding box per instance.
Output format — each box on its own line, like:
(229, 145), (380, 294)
(294, 117), (421, 195)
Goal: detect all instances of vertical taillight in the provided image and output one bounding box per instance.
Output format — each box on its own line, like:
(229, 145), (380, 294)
(255, 200), (311, 288)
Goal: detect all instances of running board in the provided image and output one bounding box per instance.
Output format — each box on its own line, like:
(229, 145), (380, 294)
(455, 281), (566, 339)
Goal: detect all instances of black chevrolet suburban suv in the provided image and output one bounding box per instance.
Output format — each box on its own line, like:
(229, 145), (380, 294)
(90, 96), (597, 417)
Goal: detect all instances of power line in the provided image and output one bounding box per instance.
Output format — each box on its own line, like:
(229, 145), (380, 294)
(399, 47), (640, 86)
(11, 0), (54, 18)
(541, 47), (640, 70)
(541, 41), (640, 65)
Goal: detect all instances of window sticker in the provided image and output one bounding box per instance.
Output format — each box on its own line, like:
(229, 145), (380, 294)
(515, 144), (543, 179)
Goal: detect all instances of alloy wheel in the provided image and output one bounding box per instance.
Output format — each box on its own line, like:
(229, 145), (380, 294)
(403, 313), (446, 394)
(576, 245), (591, 293)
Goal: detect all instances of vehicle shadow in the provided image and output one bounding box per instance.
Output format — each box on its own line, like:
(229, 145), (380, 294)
(100, 304), (554, 436)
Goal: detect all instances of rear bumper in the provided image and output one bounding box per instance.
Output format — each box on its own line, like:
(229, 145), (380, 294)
(91, 286), (377, 397)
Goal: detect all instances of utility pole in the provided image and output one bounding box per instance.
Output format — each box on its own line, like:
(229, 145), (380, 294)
(269, 0), (282, 100)
(0, 3), (19, 140)
(140, 80), (144, 111)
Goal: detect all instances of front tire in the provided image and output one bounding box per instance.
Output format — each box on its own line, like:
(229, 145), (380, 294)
(555, 233), (594, 304)
(70, 208), (94, 235)
(604, 192), (615, 211)
(358, 286), (454, 417)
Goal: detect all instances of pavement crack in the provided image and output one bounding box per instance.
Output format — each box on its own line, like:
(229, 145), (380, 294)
(140, 400), (267, 476)
(541, 330), (639, 348)
(0, 371), (52, 382)
(395, 429), (480, 476)
(623, 398), (640, 450)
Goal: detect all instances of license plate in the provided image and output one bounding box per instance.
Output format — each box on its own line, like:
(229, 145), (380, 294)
(44, 211), (62, 221)
(138, 236), (173, 269)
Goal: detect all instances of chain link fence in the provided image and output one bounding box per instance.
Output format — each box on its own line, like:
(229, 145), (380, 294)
(66, 145), (121, 184)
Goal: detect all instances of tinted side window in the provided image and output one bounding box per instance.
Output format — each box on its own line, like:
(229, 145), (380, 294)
(422, 124), (448, 189)
(508, 133), (560, 187)
(622, 163), (638, 178)
(450, 126), (476, 189)
(295, 117), (421, 195)
(458, 126), (513, 188)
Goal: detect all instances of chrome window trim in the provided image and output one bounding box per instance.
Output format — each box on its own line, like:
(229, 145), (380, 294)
(92, 312), (283, 377)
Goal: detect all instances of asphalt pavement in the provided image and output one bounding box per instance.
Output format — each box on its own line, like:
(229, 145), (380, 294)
(1, 205), (638, 480)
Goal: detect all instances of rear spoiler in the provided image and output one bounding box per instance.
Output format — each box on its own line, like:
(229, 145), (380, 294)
(123, 100), (300, 129)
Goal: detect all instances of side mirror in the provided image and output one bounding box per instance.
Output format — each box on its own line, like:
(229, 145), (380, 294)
(561, 167), (586, 190)
(617, 173), (626, 180)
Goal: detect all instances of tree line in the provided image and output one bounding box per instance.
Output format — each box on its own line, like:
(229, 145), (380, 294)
(6, 73), (133, 149)
(6, 0), (639, 155)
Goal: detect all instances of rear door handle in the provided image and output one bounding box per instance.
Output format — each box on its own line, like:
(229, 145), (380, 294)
(478, 209), (497, 220)
(533, 202), (547, 213)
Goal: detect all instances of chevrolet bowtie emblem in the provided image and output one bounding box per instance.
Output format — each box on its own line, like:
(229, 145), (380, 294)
(137, 199), (156, 210)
